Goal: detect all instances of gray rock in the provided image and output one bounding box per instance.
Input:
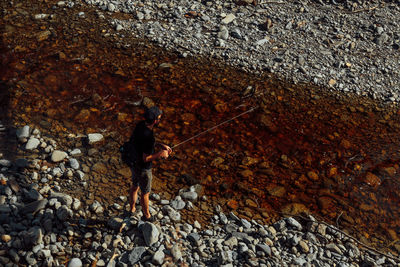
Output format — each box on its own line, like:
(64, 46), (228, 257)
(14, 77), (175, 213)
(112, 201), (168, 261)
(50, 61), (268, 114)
(51, 150), (68, 162)
(223, 236), (238, 249)
(218, 26), (229, 40)
(128, 247), (146, 265)
(180, 191), (198, 201)
(241, 218), (251, 229)
(107, 217), (124, 231)
(25, 252), (36, 265)
(170, 197), (185, 210)
(68, 258), (83, 267)
(90, 200), (104, 214)
(69, 148), (82, 156)
(256, 244), (271, 256)
(49, 192), (73, 206)
(69, 158), (79, 169)
(255, 38), (269, 46)
(25, 226), (43, 247)
(160, 199), (169, 205)
(116, 24), (123, 31)
(162, 205), (181, 222)
(72, 198), (81, 210)
(286, 217), (302, 230)
(0, 159), (12, 167)
(152, 247), (165, 265)
(23, 188), (42, 201)
(326, 243), (342, 254)
(56, 205), (72, 221)
(171, 243), (182, 261)
(108, 3), (115, 12)
(220, 213), (228, 224)
(231, 28), (242, 39)
(16, 125), (30, 140)
(20, 199), (48, 214)
(25, 138), (40, 150)
(88, 133), (104, 144)
(187, 233), (201, 246)
(293, 257), (307, 266)
(219, 250), (233, 264)
(52, 167), (63, 177)
(141, 222), (160, 246)
(136, 11), (144, 20)
(76, 170), (86, 180)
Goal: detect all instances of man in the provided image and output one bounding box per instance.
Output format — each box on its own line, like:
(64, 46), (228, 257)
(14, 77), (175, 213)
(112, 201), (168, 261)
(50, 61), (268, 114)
(128, 106), (172, 221)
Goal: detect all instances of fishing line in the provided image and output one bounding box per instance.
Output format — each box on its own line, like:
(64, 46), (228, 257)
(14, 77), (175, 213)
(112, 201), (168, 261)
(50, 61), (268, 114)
(171, 106), (258, 149)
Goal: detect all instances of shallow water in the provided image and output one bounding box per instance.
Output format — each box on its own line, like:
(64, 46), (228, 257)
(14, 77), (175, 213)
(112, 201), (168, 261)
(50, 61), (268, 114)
(2, 0), (400, 253)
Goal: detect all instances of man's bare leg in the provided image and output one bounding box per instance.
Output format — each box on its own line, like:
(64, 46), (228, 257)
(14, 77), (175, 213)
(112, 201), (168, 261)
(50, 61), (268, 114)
(129, 185), (139, 213)
(141, 192), (151, 218)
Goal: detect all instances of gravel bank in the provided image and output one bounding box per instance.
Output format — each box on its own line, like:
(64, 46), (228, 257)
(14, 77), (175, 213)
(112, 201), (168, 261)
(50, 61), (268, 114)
(1, 124), (399, 266)
(75, 0), (400, 103)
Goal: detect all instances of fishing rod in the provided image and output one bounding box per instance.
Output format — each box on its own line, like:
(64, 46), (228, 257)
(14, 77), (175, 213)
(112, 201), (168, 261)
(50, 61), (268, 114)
(171, 105), (258, 149)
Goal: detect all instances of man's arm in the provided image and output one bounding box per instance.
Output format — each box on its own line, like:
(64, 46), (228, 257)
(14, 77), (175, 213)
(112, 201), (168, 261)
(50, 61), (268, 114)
(143, 150), (169, 162)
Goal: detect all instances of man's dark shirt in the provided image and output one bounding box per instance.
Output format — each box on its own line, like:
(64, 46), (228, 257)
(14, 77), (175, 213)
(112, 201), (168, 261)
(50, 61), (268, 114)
(129, 120), (155, 169)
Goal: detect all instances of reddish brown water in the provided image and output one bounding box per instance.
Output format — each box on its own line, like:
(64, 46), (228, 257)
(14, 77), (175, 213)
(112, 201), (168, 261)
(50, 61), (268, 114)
(2, 0), (400, 254)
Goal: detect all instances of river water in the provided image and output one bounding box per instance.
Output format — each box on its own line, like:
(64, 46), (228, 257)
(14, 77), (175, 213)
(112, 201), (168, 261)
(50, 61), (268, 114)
(1, 0), (400, 254)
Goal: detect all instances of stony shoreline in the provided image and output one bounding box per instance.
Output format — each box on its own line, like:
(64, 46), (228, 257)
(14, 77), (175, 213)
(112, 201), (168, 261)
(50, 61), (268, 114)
(1, 124), (399, 266)
(77, 0), (400, 103)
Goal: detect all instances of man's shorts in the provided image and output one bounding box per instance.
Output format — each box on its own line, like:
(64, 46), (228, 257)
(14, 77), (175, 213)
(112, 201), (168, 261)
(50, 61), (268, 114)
(131, 165), (153, 194)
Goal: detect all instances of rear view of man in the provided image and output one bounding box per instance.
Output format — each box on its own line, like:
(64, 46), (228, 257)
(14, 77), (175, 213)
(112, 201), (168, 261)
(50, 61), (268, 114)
(128, 106), (171, 221)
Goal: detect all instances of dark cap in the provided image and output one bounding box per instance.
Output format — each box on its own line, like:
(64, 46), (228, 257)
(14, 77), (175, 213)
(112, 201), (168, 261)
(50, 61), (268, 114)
(144, 106), (163, 122)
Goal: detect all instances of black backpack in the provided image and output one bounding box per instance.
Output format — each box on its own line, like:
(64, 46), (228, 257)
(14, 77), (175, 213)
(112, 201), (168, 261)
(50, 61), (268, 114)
(120, 140), (137, 167)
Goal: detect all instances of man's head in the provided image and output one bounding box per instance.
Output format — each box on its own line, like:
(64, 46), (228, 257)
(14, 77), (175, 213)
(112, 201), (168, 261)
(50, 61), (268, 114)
(144, 106), (163, 125)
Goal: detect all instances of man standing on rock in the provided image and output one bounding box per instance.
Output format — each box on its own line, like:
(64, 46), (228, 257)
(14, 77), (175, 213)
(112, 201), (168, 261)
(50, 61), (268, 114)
(128, 106), (172, 222)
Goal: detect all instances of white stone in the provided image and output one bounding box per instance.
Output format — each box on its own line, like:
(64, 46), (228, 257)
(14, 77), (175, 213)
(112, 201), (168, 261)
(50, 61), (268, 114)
(87, 133), (104, 144)
(70, 149), (81, 156)
(25, 138), (40, 150)
(51, 150), (67, 162)
(194, 220), (201, 229)
(67, 258), (82, 267)
(221, 14), (236, 24)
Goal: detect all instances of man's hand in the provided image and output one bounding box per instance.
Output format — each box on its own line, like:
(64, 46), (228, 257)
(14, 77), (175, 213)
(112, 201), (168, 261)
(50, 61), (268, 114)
(156, 143), (173, 155)
(160, 150), (169, 159)
(163, 145), (172, 155)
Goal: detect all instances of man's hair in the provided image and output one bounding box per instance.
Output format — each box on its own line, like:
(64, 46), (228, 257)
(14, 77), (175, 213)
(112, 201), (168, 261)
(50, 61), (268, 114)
(144, 106), (163, 124)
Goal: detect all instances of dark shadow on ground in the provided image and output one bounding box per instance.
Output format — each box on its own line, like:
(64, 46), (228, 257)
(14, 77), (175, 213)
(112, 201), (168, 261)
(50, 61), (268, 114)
(0, 37), (17, 162)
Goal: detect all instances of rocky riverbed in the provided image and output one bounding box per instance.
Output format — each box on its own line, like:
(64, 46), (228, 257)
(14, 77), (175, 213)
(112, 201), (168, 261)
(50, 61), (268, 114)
(2, 0), (400, 265)
(81, 0), (400, 103)
(1, 125), (399, 266)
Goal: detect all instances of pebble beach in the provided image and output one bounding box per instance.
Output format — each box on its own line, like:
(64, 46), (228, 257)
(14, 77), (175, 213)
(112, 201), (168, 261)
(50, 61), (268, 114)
(84, 0), (400, 103)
